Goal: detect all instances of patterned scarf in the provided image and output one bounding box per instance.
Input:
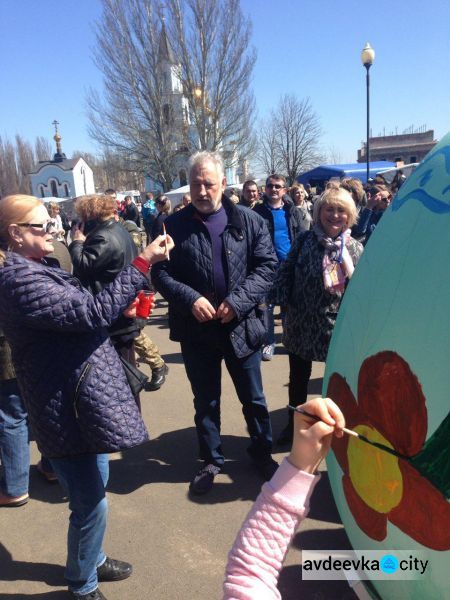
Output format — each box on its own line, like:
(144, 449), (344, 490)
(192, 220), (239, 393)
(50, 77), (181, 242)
(313, 224), (354, 294)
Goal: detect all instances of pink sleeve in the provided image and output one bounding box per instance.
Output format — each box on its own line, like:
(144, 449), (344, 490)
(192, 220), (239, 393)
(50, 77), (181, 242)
(223, 458), (320, 600)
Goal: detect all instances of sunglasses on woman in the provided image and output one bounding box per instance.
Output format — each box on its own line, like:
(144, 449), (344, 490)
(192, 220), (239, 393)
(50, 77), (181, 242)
(17, 221), (54, 233)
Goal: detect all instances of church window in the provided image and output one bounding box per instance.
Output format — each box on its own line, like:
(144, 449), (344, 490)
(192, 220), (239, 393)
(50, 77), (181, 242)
(163, 103), (173, 126)
(81, 167), (87, 194)
(50, 180), (58, 197)
(64, 184), (70, 197)
(39, 185), (45, 198)
(179, 169), (187, 186)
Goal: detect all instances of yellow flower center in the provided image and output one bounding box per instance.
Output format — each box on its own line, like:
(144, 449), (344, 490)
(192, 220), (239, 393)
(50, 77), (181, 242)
(347, 425), (403, 513)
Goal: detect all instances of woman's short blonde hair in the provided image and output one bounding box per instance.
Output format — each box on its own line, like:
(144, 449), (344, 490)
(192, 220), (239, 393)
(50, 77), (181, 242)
(312, 187), (358, 228)
(289, 183), (305, 201)
(47, 201), (60, 216)
(0, 194), (43, 260)
(75, 195), (117, 222)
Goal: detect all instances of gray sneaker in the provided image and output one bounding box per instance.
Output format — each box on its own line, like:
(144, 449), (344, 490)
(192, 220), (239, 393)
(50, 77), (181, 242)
(262, 344), (275, 361)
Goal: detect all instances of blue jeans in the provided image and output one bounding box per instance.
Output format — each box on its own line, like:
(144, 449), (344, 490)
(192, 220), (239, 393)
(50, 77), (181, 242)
(181, 337), (273, 467)
(49, 454), (109, 595)
(0, 379), (29, 497)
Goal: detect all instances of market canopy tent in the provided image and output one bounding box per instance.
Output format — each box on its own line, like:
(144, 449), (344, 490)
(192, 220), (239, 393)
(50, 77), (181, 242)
(165, 184), (190, 203)
(297, 161), (395, 185)
(376, 163), (418, 183)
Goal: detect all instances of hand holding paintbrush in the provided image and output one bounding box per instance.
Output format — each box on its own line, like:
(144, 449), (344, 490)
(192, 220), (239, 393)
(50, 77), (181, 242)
(287, 404), (411, 461)
(287, 397), (345, 474)
(162, 223), (170, 260)
(139, 231), (174, 264)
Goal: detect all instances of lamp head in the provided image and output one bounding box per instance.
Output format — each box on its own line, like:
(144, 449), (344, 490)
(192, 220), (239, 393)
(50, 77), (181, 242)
(361, 42), (375, 67)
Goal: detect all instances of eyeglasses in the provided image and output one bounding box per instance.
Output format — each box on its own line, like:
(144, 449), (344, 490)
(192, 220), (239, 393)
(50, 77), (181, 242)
(17, 221), (53, 233)
(266, 183), (284, 190)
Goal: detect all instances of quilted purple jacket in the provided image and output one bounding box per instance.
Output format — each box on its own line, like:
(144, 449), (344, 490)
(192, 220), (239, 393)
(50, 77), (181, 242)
(0, 252), (149, 458)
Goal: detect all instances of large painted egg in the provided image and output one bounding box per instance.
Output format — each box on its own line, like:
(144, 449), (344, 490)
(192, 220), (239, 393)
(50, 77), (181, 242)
(324, 134), (450, 599)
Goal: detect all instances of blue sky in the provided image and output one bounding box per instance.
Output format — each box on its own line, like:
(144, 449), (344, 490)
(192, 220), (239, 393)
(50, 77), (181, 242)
(1, 0), (449, 164)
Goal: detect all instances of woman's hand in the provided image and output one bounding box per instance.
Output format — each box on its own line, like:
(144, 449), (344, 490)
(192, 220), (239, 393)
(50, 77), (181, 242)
(72, 222), (86, 242)
(139, 233), (174, 264)
(122, 298), (138, 318)
(287, 397), (345, 474)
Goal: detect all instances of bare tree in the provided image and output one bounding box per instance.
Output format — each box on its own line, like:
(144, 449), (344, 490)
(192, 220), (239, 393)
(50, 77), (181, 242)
(326, 144), (343, 165)
(258, 95), (323, 184)
(88, 0), (180, 191)
(0, 136), (19, 196)
(166, 0), (257, 164)
(35, 136), (53, 162)
(15, 135), (34, 194)
(88, 0), (257, 190)
(257, 119), (283, 176)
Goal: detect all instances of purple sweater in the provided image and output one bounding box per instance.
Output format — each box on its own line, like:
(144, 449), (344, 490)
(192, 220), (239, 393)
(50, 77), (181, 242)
(198, 206), (228, 305)
(223, 458), (320, 599)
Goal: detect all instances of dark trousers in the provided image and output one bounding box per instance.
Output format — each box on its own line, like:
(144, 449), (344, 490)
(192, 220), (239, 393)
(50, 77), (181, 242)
(180, 337), (273, 467)
(288, 354), (312, 408)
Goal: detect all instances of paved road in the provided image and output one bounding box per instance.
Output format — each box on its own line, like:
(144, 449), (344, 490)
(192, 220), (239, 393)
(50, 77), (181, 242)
(0, 298), (357, 599)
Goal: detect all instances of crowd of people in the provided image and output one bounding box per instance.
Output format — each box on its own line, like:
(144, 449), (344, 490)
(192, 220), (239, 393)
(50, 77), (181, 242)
(0, 151), (398, 599)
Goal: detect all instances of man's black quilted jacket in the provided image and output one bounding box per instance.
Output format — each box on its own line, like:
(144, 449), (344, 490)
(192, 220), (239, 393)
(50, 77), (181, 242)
(152, 196), (277, 358)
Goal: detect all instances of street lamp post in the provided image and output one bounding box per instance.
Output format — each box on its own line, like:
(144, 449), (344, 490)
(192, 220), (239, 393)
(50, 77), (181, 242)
(361, 43), (375, 183)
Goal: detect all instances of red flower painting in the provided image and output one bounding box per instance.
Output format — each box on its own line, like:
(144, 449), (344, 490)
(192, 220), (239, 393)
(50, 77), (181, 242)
(327, 351), (450, 551)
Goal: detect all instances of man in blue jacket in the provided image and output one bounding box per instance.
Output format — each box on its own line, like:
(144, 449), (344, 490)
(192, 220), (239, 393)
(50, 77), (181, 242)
(152, 151), (278, 495)
(253, 175), (306, 360)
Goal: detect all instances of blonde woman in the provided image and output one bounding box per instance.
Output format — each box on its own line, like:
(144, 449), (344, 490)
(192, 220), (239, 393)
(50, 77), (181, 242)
(47, 201), (65, 241)
(272, 187), (363, 445)
(289, 183), (312, 230)
(0, 194), (173, 599)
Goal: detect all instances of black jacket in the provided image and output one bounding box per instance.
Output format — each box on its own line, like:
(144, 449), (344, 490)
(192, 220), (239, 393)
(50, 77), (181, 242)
(152, 197), (277, 358)
(69, 218), (139, 338)
(122, 202), (140, 226)
(151, 211), (169, 240)
(253, 195), (308, 251)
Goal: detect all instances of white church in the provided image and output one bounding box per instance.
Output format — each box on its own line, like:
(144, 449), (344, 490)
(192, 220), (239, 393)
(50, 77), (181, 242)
(146, 25), (244, 192)
(30, 123), (95, 199)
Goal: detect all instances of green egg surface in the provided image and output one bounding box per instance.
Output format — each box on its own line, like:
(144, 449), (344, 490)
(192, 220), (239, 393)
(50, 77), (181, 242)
(324, 133), (450, 599)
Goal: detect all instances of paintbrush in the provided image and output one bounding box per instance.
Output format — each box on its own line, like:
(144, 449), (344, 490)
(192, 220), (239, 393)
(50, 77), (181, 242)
(162, 223), (170, 261)
(287, 405), (411, 461)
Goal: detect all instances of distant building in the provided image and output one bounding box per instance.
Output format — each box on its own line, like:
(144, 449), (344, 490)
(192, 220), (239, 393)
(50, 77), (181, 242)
(29, 122), (95, 199)
(357, 129), (437, 164)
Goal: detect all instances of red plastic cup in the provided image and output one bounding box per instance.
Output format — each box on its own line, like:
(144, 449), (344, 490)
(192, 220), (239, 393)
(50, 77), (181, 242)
(136, 290), (155, 318)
